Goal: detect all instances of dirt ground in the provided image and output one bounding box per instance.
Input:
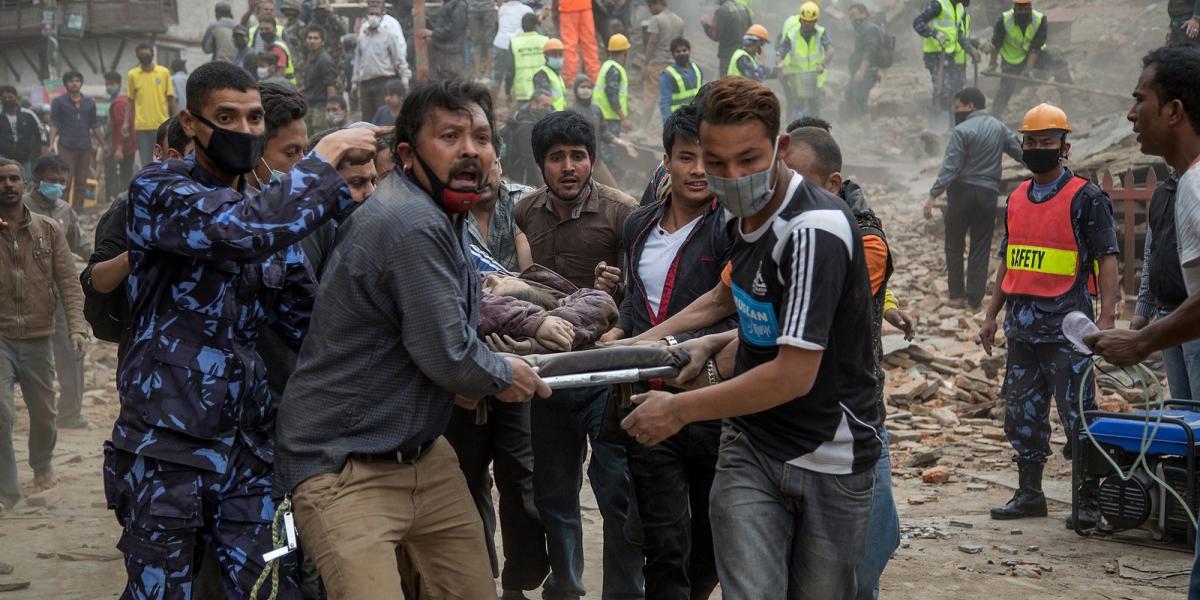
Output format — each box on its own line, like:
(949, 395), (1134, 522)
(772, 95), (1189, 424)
(0, 0), (1191, 597)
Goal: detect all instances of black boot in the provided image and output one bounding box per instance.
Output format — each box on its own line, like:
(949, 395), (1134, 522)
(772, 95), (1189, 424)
(1066, 479), (1100, 529)
(990, 462), (1049, 520)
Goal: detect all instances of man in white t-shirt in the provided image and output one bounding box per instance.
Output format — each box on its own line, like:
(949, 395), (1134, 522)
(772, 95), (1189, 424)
(599, 105), (732, 598)
(1084, 44), (1200, 600)
(493, 0), (535, 101)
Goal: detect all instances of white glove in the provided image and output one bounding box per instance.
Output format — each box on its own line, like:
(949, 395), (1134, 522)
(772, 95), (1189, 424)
(935, 32), (949, 45)
(69, 333), (89, 357)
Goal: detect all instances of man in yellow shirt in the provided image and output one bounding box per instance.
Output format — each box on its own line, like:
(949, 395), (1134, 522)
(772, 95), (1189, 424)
(126, 43), (177, 167)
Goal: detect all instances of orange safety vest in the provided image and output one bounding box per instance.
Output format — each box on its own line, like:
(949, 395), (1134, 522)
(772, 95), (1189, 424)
(1001, 176), (1094, 298)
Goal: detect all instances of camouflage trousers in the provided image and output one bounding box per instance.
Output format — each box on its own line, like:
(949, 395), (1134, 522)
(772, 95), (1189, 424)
(1001, 339), (1096, 463)
(103, 441), (301, 600)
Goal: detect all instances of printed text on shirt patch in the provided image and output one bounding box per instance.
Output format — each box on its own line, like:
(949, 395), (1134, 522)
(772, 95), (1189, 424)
(733, 282), (778, 347)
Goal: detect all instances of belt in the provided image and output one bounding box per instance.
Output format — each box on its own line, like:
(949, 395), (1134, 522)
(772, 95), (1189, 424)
(353, 439), (436, 465)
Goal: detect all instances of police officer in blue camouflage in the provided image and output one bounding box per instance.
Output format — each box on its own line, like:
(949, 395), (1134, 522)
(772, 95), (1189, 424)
(102, 61), (382, 599)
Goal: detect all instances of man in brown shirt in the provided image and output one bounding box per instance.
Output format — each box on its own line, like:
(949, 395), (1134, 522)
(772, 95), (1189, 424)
(512, 110), (645, 599)
(0, 158), (88, 510)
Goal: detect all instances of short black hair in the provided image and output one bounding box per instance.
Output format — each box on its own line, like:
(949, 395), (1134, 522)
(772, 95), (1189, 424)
(259, 82), (308, 140)
(663, 104), (699, 156)
(136, 42), (153, 53)
(259, 14), (277, 26)
(0, 85), (16, 96)
(848, 3), (870, 14)
(954, 86), (987, 110)
(170, 59), (187, 73)
(0, 157), (22, 174)
(306, 25), (325, 40)
(531, 110), (595, 167)
(104, 71), (121, 85)
(32, 154), (70, 180)
(166, 116), (189, 153)
(1143, 45), (1200, 135)
(647, 0), (666, 6)
(186, 61), (258, 115)
(395, 77), (495, 156)
(787, 116), (832, 133)
(63, 70), (83, 84)
(788, 126), (843, 181)
(669, 37), (690, 53)
(522, 12), (540, 32)
(157, 119), (172, 149)
(326, 95), (348, 111)
(216, 2), (233, 18)
(386, 79), (407, 98)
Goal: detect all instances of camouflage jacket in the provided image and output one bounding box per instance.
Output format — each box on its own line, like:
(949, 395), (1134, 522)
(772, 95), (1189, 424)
(114, 154), (353, 472)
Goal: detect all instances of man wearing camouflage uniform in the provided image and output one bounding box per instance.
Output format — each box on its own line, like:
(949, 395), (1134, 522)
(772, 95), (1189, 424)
(102, 62), (375, 599)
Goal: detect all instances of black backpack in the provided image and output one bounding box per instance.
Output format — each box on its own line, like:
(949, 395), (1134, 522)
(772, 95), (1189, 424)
(874, 27), (897, 69)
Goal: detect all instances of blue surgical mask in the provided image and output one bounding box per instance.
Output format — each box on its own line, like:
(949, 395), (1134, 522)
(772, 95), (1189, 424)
(38, 181), (66, 201)
(705, 136), (781, 218)
(547, 57), (564, 71)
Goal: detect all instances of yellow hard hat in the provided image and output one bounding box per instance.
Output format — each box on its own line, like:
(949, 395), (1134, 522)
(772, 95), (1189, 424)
(800, 1), (820, 21)
(607, 33), (631, 52)
(543, 38), (564, 53)
(1018, 103), (1072, 133)
(745, 24), (770, 42)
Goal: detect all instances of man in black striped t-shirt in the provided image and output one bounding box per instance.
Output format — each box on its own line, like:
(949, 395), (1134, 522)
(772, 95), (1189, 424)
(621, 77), (881, 599)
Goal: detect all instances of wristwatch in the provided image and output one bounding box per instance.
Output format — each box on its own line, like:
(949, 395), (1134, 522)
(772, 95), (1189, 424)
(663, 335), (679, 347)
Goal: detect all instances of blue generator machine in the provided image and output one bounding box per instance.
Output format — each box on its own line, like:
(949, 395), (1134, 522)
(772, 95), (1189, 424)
(1074, 400), (1200, 547)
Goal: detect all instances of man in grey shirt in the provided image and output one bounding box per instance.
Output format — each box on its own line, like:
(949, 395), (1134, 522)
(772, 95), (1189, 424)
(924, 87), (1023, 309)
(276, 78), (549, 598)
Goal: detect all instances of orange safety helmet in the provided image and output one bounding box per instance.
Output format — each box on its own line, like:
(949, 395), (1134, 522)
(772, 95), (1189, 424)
(1018, 103), (1072, 133)
(543, 38), (565, 53)
(745, 24), (770, 42)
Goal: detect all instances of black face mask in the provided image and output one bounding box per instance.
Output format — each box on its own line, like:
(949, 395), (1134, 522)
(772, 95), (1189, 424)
(1022, 148), (1062, 175)
(191, 113), (266, 175)
(1, 100), (16, 112)
(674, 54), (690, 67)
(138, 54), (153, 66)
(1014, 12), (1032, 27)
(410, 151), (489, 214)
(954, 110), (972, 125)
(261, 32), (277, 44)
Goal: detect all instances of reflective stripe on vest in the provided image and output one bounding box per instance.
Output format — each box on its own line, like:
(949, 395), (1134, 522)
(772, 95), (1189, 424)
(272, 40), (296, 83)
(922, 0), (962, 56)
(728, 48), (757, 78)
(783, 24), (826, 87)
(664, 63), (701, 113)
(511, 32), (549, 102)
(536, 65), (566, 111)
(1001, 176), (1089, 298)
(954, 14), (971, 65)
(1000, 10), (1045, 65)
(594, 60), (628, 121)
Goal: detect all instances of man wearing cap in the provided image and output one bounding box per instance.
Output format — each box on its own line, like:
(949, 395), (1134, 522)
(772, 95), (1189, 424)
(988, 0), (1074, 119)
(976, 103), (1118, 527)
(778, 2), (833, 119)
(727, 25), (772, 80)
(597, 35), (632, 138)
(913, 0), (970, 123)
(532, 39), (568, 112)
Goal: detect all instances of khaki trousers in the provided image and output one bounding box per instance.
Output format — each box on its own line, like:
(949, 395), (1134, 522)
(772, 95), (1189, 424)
(292, 437), (495, 599)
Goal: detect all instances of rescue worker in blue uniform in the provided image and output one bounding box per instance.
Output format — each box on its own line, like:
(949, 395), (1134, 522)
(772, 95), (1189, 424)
(102, 61), (380, 599)
(976, 104), (1119, 528)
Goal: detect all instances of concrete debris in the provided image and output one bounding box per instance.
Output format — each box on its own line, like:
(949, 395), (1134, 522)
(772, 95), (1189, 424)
(958, 544), (984, 554)
(0, 582), (31, 593)
(921, 465), (952, 484)
(0, 562), (11, 575)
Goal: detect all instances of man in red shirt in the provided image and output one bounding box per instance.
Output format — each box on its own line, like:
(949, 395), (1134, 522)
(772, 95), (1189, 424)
(104, 72), (137, 203)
